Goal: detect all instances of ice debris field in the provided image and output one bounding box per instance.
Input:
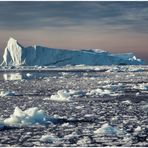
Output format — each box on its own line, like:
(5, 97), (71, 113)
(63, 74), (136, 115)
(0, 65), (148, 147)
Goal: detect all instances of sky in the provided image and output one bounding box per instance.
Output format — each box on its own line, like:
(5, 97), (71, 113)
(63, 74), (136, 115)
(0, 1), (148, 63)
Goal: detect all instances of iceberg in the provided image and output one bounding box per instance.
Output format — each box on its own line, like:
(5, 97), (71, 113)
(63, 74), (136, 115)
(1, 37), (144, 66)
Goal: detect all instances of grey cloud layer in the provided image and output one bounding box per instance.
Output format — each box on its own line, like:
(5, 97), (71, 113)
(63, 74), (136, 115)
(0, 2), (148, 32)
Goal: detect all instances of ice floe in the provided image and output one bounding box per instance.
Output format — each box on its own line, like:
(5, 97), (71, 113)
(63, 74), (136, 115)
(4, 107), (46, 126)
(26, 73), (32, 77)
(40, 134), (60, 143)
(94, 123), (123, 136)
(0, 90), (16, 97)
(134, 126), (142, 133)
(48, 90), (71, 102)
(121, 100), (132, 105)
(77, 137), (90, 145)
(102, 83), (123, 91)
(86, 88), (121, 97)
(133, 83), (148, 91)
(46, 89), (85, 102)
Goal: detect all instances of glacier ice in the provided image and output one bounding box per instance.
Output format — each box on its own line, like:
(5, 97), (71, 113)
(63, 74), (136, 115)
(1, 37), (145, 66)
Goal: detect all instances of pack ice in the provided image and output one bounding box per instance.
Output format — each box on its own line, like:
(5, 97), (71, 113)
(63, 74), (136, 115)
(1, 37), (144, 66)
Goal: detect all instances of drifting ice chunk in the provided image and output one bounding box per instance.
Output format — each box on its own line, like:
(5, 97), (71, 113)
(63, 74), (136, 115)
(26, 73), (32, 77)
(0, 90), (16, 97)
(133, 83), (148, 91)
(134, 126), (141, 133)
(87, 88), (111, 96)
(4, 107), (46, 126)
(47, 89), (84, 102)
(40, 134), (60, 143)
(87, 88), (116, 97)
(121, 100), (132, 105)
(94, 123), (123, 136)
(49, 90), (71, 102)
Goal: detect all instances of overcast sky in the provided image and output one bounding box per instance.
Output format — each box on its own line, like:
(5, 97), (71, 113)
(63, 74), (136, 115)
(0, 1), (148, 62)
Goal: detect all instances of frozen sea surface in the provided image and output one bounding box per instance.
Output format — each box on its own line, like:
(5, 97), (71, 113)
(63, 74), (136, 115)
(0, 65), (148, 146)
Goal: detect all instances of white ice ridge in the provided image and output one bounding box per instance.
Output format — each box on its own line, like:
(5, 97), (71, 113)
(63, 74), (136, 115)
(1, 37), (145, 66)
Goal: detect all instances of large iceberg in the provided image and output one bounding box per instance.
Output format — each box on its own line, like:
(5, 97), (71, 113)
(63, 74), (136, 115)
(1, 37), (144, 66)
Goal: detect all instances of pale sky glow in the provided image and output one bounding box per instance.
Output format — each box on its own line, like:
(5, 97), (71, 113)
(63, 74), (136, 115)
(0, 1), (148, 62)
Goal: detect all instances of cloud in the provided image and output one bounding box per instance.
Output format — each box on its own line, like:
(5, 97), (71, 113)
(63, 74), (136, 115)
(0, 2), (148, 33)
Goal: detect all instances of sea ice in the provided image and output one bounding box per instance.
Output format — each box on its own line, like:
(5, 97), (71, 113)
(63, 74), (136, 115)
(77, 137), (90, 145)
(133, 83), (148, 91)
(40, 134), (60, 143)
(48, 90), (71, 102)
(86, 88), (120, 97)
(47, 89), (85, 102)
(94, 123), (123, 136)
(121, 100), (132, 105)
(4, 107), (46, 126)
(26, 73), (32, 77)
(0, 90), (16, 97)
(134, 126), (142, 133)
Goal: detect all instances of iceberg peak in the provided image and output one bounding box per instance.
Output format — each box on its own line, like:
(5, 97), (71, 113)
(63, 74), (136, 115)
(2, 37), (23, 66)
(7, 37), (22, 49)
(8, 37), (17, 44)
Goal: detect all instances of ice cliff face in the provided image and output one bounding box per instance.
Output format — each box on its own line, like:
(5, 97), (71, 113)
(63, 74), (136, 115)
(1, 37), (144, 66)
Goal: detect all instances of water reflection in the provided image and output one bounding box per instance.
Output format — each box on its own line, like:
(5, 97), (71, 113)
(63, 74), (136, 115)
(0, 71), (88, 81)
(3, 73), (23, 80)
(1, 72), (60, 81)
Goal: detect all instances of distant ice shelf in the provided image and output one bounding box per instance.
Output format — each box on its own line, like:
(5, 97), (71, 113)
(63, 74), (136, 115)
(1, 37), (145, 66)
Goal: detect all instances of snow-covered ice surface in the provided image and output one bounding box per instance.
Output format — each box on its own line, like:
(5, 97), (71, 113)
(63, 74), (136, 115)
(0, 65), (148, 146)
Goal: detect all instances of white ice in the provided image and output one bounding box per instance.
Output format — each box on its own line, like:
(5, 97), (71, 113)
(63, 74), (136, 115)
(121, 100), (132, 105)
(0, 90), (16, 97)
(26, 73), (32, 77)
(40, 134), (60, 143)
(1, 37), (144, 66)
(86, 88), (120, 97)
(3, 73), (22, 81)
(46, 89), (85, 102)
(133, 83), (148, 91)
(94, 123), (123, 136)
(4, 106), (46, 126)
